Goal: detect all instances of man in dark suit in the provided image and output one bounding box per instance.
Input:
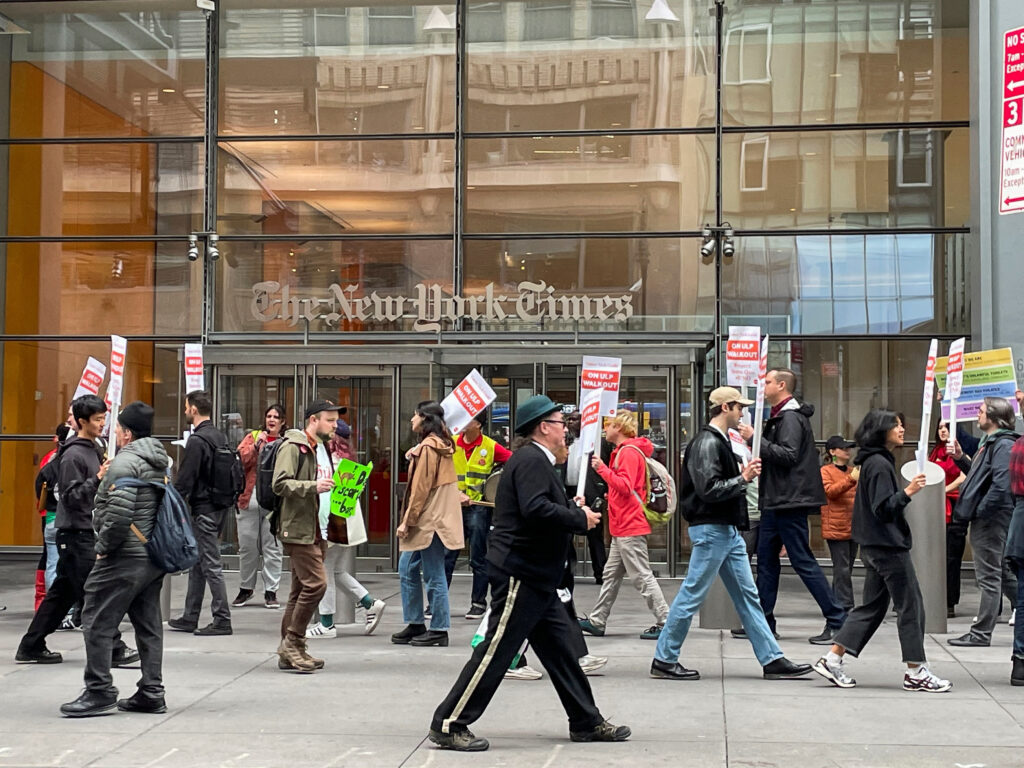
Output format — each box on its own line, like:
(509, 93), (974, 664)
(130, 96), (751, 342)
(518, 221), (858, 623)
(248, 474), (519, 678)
(428, 396), (631, 752)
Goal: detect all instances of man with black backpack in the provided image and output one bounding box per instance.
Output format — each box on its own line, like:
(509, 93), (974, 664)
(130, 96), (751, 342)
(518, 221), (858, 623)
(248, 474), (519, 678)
(169, 390), (237, 636)
(61, 402), (170, 717)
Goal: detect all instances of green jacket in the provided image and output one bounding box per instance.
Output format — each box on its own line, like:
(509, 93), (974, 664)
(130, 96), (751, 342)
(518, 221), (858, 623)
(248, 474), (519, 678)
(272, 428), (320, 545)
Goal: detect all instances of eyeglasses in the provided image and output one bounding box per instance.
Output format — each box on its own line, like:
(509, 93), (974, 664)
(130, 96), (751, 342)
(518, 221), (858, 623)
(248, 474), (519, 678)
(541, 419), (567, 428)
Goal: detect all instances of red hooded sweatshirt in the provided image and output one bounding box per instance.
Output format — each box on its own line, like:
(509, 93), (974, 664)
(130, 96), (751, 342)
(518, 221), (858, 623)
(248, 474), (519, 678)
(595, 436), (653, 537)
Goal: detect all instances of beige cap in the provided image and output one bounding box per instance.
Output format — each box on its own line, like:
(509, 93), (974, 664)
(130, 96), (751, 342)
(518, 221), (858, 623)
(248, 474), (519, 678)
(709, 386), (754, 407)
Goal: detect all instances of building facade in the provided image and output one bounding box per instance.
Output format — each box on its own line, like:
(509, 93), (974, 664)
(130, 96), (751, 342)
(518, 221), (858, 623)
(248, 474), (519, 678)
(0, 0), (980, 574)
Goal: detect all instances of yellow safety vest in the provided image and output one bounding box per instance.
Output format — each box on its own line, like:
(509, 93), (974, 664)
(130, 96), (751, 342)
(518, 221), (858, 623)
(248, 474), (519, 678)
(454, 436), (497, 501)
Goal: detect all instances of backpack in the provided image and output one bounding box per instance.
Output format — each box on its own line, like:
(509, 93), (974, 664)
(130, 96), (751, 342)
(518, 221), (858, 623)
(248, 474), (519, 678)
(618, 444), (677, 525)
(255, 438), (308, 538)
(193, 430), (245, 509)
(121, 477), (199, 573)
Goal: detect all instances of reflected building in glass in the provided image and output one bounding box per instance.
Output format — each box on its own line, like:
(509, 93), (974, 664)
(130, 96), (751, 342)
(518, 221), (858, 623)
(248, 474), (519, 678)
(0, 0), (983, 571)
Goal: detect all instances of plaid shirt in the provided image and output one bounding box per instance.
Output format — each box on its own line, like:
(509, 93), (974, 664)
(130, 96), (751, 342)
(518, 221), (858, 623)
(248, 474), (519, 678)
(1010, 436), (1024, 497)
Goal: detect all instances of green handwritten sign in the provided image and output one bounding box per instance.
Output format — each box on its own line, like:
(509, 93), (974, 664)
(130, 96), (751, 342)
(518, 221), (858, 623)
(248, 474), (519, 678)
(330, 459), (373, 518)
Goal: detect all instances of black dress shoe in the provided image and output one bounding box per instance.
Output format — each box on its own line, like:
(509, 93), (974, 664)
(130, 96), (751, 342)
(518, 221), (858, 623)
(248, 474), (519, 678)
(117, 692), (167, 714)
(15, 647), (62, 664)
(194, 623), (233, 636)
(60, 690), (118, 718)
(763, 657), (814, 679)
(731, 627), (780, 641)
(111, 646), (140, 667)
(167, 617), (197, 633)
(569, 720), (631, 742)
(947, 633), (990, 648)
(808, 625), (841, 645)
(410, 630), (449, 647)
(649, 658), (700, 680)
(391, 623), (427, 644)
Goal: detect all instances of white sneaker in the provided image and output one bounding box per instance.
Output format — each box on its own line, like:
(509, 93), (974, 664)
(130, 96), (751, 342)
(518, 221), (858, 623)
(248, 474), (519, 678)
(1010, 609), (1016, 626)
(813, 656), (856, 688)
(904, 665), (951, 693)
(305, 623), (336, 639)
(364, 600), (387, 636)
(504, 665), (543, 681)
(579, 654), (608, 675)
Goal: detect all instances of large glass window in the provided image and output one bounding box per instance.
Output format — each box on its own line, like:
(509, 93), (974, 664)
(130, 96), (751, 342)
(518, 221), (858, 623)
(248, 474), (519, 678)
(725, 0), (969, 126)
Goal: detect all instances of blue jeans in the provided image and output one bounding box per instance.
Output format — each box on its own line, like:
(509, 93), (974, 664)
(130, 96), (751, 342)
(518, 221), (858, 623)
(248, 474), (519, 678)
(463, 505), (492, 606)
(1011, 557), (1024, 659)
(656, 524), (783, 667)
(399, 534), (450, 631)
(757, 508), (847, 631)
(43, 520), (58, 590)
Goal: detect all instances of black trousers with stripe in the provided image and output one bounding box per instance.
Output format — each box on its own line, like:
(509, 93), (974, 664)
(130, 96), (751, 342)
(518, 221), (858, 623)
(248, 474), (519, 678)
(432, 567), (603, 735)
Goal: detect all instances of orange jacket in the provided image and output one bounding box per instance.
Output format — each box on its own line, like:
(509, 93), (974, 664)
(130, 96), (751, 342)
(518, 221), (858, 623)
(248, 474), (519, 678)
(820, 463), (857, 540)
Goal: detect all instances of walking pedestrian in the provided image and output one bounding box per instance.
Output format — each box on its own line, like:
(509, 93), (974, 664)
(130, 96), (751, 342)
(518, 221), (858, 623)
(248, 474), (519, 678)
(928, 421), (967, 618)
(755, 368), (847, 644)
(565, 410), (608, 584)
(428, 395), (629, 752)
(1004, 430), (1024, 685)
(273, 399), (338, 672)
(233, 404), (285, 609)
(813, 409), (951, 692)
(947, 397), (1018, 648)
(578, 410), (670, 640)
(306, 419), (387, 638)
(16, 395), (138, 668)
(60, 402), (169, 717)
(391, 401), (463, 648)
(653, 387), (812, 682)
(169, 390), (233, 636)
(34, 424), (71, 605)
(821, 435), (859, 612)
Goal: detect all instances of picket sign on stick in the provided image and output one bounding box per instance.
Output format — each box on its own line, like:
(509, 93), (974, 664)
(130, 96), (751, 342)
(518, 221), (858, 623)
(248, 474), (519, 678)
(440, 369), (497, 435)
(916, 339), (939, 473)
(105, 335), (128, 459)
(184, 343), (205, 393)
(574, 387), (604, 501)
(726, 326), (761, 389)
(73, 357), (107, 400)
(945, 337), (966, 437)
(580, 356), (621, 417)
(751, 335), (769, 460)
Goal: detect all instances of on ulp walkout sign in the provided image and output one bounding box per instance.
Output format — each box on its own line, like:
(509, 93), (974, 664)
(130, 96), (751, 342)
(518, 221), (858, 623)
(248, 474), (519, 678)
(250, 280), (635, 332)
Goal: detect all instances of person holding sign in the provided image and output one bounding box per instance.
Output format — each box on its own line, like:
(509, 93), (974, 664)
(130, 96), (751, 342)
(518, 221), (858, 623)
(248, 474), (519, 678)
(578, 410), (670, 641)
(392, 401), (464, 648)
(813, 410), (950, 693)
(429, 396), (628, 752)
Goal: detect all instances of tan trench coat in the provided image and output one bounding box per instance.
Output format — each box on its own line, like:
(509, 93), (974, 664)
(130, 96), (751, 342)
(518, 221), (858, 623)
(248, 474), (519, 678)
(398, 433), (464, 552)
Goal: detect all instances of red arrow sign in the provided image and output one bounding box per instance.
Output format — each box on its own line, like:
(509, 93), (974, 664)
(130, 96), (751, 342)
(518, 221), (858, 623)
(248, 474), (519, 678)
(1006, 196), (1024, 206)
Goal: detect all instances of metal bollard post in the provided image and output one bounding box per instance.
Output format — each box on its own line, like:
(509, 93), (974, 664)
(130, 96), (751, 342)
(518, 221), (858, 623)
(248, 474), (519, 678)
(336, 546), (356, 625)
(699, 576), (740, 629)
(900, 460), (948, 634)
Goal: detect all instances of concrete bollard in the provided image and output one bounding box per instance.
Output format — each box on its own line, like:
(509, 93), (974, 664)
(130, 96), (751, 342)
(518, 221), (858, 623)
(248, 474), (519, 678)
(335, 545), (356, 625)
(699, 575), (740, 629)
(160, 573), (172, 622)
(900, 459), (948, 634)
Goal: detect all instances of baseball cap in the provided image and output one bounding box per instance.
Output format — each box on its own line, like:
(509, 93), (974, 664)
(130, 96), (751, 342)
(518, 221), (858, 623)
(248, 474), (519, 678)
(304, 399), (340, 420)
(708, 386), (754, 407)
(826, 435), (856, 451)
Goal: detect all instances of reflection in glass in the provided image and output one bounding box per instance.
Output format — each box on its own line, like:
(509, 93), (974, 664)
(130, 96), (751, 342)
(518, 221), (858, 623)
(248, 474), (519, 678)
(4, 2), (207, 138)
(219, 1), (456, 135)
(466, 1), (715, 131)
(465, 134), (711, 233)
(721, 233), (968, 335)
(463, 237), (714, 332)
(3, 242), (202, 336)
(3, 143), (203, 237)
(214, 239), (453, 333)
(218, 140), (455, 235)
(726, 0), (969, 126)
(722, 128), (969, 229)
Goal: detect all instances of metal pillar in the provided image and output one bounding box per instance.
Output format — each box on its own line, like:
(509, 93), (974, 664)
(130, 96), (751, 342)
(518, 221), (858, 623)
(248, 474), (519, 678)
(900, 460), (948, 634)
(699, 574), (740, 629)
(334, 546), (357, 625)
(160, 574), (173, 622)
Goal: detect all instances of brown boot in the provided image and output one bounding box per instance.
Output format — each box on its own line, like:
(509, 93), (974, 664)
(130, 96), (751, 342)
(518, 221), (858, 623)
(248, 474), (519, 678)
(296, 637), (325, 670)
(277, 636), (316, 673)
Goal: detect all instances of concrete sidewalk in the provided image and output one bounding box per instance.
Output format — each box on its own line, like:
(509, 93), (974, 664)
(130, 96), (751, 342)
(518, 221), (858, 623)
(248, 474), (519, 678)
(1, 559), (1023, 768)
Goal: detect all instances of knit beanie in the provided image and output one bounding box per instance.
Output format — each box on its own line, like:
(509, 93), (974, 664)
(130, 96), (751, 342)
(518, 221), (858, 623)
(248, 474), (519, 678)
(118, 401), (154, 438)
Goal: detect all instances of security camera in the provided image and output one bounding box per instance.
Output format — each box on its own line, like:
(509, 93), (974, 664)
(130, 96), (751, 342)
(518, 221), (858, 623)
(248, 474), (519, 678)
(186, 234), (200, 262)
(700, 225), (716, 263)
(721, 237), (735, 259)
(206, 233), (220, 261)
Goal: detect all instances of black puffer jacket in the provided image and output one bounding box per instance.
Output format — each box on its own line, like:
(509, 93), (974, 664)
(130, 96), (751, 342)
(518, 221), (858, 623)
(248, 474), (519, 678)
(680, 425), (749, 529)
(93, 438), (169, 557)
(758, 399), (827, 511)
(851, 445), (912, 549)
